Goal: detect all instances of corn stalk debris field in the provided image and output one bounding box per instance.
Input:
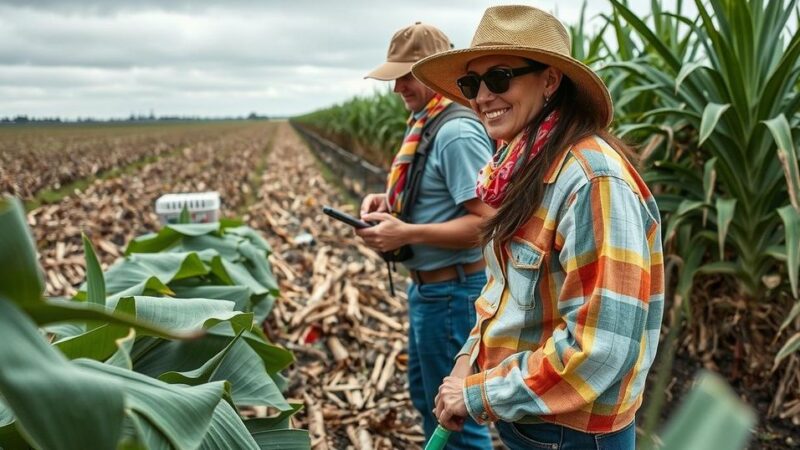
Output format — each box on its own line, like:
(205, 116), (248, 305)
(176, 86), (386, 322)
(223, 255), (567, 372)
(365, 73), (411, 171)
(10, 120), (427, 449)
(27, 122), (275, 298)
(1, 121), (258, 201)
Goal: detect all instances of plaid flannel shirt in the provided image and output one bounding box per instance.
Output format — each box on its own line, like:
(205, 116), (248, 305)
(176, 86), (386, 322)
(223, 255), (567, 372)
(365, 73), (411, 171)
(461, 135), (664, 433)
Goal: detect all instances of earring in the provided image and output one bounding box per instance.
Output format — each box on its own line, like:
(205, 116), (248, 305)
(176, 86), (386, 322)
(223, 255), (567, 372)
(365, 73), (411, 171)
(543, 93), (550, 106)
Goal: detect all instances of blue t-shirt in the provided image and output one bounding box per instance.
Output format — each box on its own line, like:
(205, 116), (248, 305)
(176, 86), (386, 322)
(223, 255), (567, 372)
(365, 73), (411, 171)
(403, 113), (494, 271)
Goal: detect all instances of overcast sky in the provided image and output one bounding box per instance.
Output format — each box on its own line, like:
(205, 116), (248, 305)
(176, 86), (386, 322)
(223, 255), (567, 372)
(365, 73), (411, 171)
(0, 0), (669, 119)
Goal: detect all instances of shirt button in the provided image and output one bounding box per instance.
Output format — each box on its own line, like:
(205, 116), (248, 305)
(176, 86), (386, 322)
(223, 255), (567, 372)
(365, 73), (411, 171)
(480, 412), (489, 421)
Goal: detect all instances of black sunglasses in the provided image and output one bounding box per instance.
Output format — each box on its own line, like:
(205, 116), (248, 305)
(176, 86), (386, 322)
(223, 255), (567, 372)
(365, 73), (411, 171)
(456, 65), (542, 100)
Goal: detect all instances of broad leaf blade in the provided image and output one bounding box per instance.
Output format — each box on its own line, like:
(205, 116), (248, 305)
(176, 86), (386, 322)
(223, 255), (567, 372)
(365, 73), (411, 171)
(21, 298), (199, 340)
(778, 205), (800, 299)
(716, 198), (737, 260)
(198, 401), (260, 450)
(0, 300), (125, 450)
(0, 196), (44, 305)
(82, 233), (107, 306)
(75, 359), (226, 450)
(698, 103), (731, 147)
(775, 332), (800, 366)
(659, 372), (756, 450)
(764, 115), (800, 211)
(106, 329), (138, 370)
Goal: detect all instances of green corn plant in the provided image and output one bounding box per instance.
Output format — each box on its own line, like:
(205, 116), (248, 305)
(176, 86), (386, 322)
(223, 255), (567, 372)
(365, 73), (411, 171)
(600, 0), (800, 443)
(607, 0), (800, 317)
(294, 88), (406, 167)
(568, 1), (612, 67)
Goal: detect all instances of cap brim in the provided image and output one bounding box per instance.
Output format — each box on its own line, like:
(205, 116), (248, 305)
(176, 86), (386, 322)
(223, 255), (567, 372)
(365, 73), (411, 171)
(364, 61), (414, 81)
(411, 46), (614, 127)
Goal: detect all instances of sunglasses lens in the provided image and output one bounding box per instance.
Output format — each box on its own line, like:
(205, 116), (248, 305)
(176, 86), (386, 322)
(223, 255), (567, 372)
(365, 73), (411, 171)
(483, 69), (512, 94)
(457, 75), (480, 99)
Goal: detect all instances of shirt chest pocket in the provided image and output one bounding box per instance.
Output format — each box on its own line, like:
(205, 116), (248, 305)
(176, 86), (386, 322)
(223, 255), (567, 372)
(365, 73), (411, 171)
(506, 238), (545, 310)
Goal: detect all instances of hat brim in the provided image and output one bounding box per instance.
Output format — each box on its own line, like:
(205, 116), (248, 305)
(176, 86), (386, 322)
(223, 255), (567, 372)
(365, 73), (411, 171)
(411, 46), (613, 127)
(364, 61), (414, 81)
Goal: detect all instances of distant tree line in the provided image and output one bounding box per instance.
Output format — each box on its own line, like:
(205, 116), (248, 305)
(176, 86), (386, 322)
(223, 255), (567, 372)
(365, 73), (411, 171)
(0, 112), (273, 124)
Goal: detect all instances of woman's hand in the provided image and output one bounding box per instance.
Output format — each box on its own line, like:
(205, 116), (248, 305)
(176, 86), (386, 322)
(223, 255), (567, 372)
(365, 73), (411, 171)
(434, 376), (469, 432)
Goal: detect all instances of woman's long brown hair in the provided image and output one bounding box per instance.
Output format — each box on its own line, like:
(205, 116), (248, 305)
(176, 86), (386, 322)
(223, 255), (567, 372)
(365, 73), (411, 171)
(480, 70), (635, 246)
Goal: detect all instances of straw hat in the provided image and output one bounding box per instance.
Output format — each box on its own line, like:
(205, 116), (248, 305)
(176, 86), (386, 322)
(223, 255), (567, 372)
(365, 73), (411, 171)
(411, 5), (613, 126)
(365, 22), (452, 81)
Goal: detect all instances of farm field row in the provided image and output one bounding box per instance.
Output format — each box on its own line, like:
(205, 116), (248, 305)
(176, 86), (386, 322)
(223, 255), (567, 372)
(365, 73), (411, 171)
(1, 121), (264, 201)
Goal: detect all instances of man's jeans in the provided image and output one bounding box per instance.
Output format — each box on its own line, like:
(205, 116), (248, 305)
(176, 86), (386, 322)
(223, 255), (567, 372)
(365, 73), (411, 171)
(495, 420), (636, 450)
(407, 271), (492, 450)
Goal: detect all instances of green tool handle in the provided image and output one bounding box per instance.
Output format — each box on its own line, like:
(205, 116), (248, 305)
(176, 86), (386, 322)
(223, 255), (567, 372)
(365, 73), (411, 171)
(424, 424), (451, 450)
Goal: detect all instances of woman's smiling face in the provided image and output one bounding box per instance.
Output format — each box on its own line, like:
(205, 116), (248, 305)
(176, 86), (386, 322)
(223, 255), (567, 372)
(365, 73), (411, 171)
(465, 55), (557, 141)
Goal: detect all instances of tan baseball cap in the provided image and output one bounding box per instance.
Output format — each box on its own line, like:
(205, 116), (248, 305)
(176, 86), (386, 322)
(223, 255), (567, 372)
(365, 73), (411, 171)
(365, 22), (452, 81)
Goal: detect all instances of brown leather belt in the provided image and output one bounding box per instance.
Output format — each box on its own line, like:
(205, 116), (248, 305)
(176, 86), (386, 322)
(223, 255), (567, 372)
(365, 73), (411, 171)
(409, 259), (486, 285)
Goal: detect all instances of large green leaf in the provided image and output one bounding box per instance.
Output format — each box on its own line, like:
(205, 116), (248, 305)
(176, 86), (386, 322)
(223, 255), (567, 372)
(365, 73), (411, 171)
(75, 359), (227, 450)
(119, 411), (171, 450)
(664, 200), (706, 243)
(0, 399), (27, 450)
(105, 296), (254, 335)
(198, 400), (259, 450)
(764, 114), (800, 211)
(226, 226), (273, 254)
(775, 332), (800, 366)
(158, 330), (244, 385)
(702, 157), (718, 225)
(106, 329), (138, 370)
(716, 198), (737, 260)
(249, 429), (310, 450)
(210, 326), (294, 374)
(135, 330), (290, 410)
(56, 322), (131, 361)
(21, 298), (198, 340)
(101, 252), (209, 297)
(244, 404), (304, 431)
(178, 234), (241, 260)
(52, 295), (252, 362)
(659, 371), (756, 450)
(0, 196), (44, 305)
(780, 301), (800, 334)
(675, 60), (706, 94)
(778, 205), (800, 298)
(698, 103), (731, 147)
(171, 285), (253, 312)
(0, 299), (125, 450)
(125, 223), (221, 254)
(220, 258), (270, 296)
(82, 233), (107, 306)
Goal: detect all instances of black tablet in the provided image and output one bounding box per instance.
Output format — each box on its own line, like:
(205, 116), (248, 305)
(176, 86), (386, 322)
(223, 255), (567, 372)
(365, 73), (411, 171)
(322, 206), (373, 229)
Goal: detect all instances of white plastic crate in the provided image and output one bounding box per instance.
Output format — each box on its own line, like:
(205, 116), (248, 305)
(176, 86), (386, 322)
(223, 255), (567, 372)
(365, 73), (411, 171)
(155, 192), (220, 225)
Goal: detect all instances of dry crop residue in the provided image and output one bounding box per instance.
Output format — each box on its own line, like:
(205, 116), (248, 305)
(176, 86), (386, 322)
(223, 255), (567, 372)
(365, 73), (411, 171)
(246, 122), (424, 449)
(29, 122), (277, 296)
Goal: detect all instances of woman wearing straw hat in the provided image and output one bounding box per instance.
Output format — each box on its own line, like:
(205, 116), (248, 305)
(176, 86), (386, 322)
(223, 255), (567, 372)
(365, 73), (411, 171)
(412, 5), (664, 449)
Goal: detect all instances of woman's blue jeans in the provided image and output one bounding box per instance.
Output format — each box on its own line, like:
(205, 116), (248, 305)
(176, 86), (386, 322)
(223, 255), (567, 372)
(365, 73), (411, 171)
(407, 270), (492, 450)
(495, 420), (636, 450)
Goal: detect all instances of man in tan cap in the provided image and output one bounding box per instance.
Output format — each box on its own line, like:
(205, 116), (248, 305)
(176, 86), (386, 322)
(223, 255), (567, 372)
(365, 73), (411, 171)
(356, 22), (494, 449)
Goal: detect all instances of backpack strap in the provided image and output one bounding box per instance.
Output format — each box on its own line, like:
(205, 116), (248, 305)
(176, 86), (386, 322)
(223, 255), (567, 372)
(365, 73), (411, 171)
(400, 103), (482, 221)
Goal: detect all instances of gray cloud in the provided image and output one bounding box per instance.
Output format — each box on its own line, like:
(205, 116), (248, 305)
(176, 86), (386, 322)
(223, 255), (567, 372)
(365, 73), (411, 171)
(0, 0), (665, 119)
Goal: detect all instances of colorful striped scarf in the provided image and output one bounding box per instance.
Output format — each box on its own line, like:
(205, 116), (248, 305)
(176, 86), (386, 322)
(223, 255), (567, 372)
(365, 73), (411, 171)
(476, 110), (559, 208)
(386, 94), (452, 214)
